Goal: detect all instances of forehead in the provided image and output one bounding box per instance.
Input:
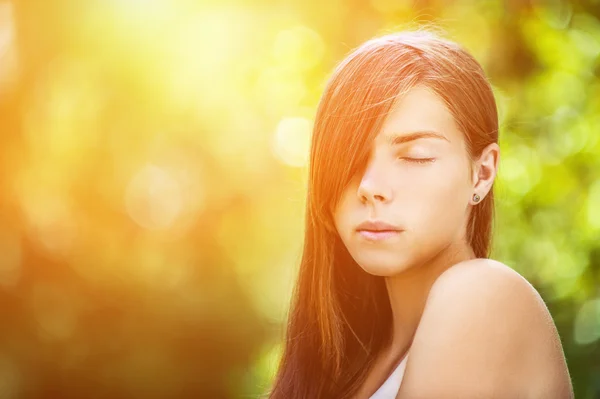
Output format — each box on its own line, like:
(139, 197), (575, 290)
(376, 85), (464, 146)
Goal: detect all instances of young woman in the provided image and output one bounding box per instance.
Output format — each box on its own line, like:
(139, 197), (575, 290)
(268, 30), (574, 398)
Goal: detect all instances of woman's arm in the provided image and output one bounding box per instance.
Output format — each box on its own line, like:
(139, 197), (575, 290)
(396, 259), (574, 399)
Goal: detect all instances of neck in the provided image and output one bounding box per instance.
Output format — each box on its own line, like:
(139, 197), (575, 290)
(383, 240), (476, 355)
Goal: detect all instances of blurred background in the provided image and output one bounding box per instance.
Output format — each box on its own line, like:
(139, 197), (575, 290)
(0, 0), (598, 398)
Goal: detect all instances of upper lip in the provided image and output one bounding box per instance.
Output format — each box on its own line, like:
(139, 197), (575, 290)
(356, 220), (402, 232)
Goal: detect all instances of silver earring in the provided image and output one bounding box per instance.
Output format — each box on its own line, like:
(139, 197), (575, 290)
(472, 193), (481, 203)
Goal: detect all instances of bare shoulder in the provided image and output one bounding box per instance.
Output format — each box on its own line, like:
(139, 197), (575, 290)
(427, 258), (550, 320)
(397, 258), (574, 399)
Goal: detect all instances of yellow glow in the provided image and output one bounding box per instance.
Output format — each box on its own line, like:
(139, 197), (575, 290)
(272, 25), (325, 71)
(31, 283), (78, 341)
(15, 168), (78, 258)
(167, 10), (249, 109)
(22, 58), (103, 174)
(587, 179), (600, 230)
(272, 117), (312, 167)
(0, 355), (21, 399)
(256, 67), (308, 114)
(370, 0), (412, 14)
(109, 0), (176, 22)
(0, 229), (21, 288)
(125, 164), (184, 231)
(0, 1), (17, 90)
(498, 156), (528, 195)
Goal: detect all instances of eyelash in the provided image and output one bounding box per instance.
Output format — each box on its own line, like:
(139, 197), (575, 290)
(399, 157), (436, 164)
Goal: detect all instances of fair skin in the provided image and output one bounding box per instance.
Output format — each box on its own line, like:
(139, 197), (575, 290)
(334, 85), (573, 398)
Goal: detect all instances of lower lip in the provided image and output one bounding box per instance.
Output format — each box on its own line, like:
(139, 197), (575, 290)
(357, 230), (402, 241)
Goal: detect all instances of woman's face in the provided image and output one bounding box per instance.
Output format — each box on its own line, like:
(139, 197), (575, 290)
(333, 85), (477, 276)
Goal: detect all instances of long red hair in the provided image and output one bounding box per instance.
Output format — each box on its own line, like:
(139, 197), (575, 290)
(268, 30), (499, 399)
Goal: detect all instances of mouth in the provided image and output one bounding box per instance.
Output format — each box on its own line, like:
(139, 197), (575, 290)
(357, 229), (403, 241)
(356, 220), (404, 241)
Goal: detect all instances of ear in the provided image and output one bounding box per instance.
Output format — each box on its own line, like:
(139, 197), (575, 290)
(471, 143), (500, 203)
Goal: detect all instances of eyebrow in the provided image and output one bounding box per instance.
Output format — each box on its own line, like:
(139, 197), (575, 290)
(386, 130), (450, 146)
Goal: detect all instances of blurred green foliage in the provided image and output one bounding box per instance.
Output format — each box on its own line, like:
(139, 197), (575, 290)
(0, 0), (598, 398)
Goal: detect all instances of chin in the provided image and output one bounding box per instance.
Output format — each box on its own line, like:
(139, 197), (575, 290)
(352, 252), (410, 277)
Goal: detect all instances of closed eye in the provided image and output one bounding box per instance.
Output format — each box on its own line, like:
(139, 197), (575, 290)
(399, 157), (436, 164)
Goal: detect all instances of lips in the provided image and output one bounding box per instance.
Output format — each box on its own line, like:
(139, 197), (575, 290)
(356, 220), (403, 241)
(356, 220), (402, 232)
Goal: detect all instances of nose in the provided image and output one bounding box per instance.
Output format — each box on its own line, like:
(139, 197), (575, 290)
(356, 165), (393, 204)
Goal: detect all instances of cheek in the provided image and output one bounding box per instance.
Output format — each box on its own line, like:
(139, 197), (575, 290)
(333, 190), (356, 235)
(423, 155), (469, 193)
(405, 163), (470, 223)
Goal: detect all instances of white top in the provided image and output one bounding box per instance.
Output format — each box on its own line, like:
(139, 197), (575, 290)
(368, 353), (409, 399)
